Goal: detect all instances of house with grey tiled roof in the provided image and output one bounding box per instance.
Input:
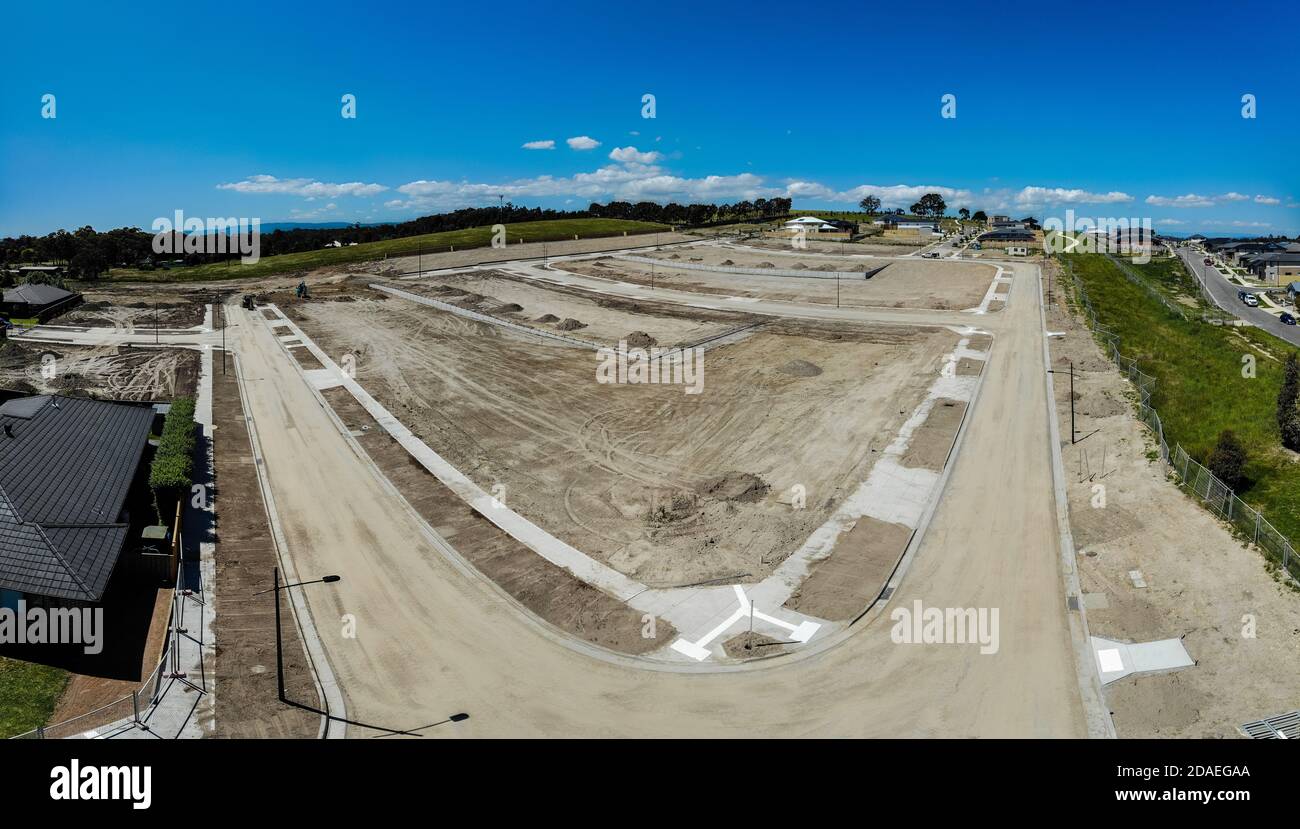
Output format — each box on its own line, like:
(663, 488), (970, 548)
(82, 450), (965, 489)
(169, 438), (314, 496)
(0, 395), (154, 608)
(1, 283), (82, 322)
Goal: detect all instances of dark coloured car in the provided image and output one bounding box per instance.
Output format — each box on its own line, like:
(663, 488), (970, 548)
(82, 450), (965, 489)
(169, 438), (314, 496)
(1281, 312), (1296, 325)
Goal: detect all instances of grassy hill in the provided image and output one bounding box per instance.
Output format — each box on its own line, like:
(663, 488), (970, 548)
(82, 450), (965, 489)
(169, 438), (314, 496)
(104, 218), (670, 283)
(1065, 252), (1300, 581)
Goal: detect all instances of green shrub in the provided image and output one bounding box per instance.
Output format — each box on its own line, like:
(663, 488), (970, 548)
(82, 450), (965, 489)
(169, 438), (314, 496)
(149, 396), (196, 518)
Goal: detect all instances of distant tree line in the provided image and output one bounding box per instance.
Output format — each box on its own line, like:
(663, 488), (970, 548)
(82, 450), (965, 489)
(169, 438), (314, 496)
(587, 197), (792, 225)
(0, 198), (794, 279)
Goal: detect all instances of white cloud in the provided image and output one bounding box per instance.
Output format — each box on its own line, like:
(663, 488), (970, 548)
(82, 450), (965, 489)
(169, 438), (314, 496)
(216, 174), (386, 199)
(1016, 186), (1134, 206)
(1145, 193), (1216, 208)
(522, 140), (555, 150)
(1220, 192), (1250, 201)
(1157, 218), (1187, 225)
(566, 135), (601, 150)
(1255, 195), (1281, 205)
(609, 146), (663, 164)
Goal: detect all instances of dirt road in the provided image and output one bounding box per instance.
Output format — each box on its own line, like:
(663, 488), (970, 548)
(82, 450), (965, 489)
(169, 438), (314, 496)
(228, 253), (1093, 737)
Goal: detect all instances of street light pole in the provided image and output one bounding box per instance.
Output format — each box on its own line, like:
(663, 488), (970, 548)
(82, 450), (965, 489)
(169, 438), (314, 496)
(267, 567), (468, 737)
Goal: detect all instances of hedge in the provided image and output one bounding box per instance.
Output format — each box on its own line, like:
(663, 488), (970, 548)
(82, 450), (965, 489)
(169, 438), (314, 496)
(149, 396), (196, 515)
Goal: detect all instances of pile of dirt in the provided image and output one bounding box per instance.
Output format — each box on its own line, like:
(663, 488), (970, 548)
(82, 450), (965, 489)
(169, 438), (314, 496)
(646, 492), (698, 525)
(720, 259), (735, 266)
(556, 318), (586, 331)
(534, 314), (560, 323)
(757, 261), (775, 268)
(697, 472), (769, 503)
(625, 331), (657, 348)
(778, 359), (823, 377)
(498, 303), (523, 313)
(668, 253), (681, 260)
(454, 293), (485, 307)
(790, 263), (807, 270)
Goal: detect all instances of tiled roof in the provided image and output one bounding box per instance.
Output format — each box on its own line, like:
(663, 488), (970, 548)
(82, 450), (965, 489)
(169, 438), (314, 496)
(2, 284), (77, 307)
(0, 395), (154, 601)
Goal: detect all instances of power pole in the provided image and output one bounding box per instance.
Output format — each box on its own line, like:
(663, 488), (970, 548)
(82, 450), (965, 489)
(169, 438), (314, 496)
(1069, 360), (1076, 444)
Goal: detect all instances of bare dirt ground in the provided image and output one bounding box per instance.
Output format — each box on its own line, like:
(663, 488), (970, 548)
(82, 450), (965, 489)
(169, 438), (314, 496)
(372, 231), (698, 276)
(210, 361), (319, 738)
(319, 387), (677, 653)
(742, 238), (924, 256)
(1046, 261), (1300, 738)
(60, 288), (207, 330)
(286, 291), (958, 588)
(0, 340), (198, 400)
(558, 248), (996, 311)
(394, 271), (743, 347)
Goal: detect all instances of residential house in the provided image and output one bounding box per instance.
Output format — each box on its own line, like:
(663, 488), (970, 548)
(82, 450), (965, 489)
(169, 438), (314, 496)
(0, 395), (156, 612)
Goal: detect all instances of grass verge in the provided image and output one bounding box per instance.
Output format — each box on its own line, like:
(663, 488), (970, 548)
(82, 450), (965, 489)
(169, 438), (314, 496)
(0, 656), (68, 738)
(1066, 253), (1300, 549)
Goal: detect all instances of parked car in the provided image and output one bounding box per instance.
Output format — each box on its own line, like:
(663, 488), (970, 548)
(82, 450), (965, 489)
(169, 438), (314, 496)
(1204, 257), (1214, 266)
(1281, 312), (1296, 325)
(1239, 290), (1259, 307)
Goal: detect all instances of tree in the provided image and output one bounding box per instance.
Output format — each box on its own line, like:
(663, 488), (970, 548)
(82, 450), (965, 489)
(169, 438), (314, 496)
(1207, 429), (1247, 489)
(1279, 352), (1300, 450)
(858, 195), (881, 216)
(959, 207), (970, 221)
(914, 193), (947, 217)
(972, 210), (988, 223)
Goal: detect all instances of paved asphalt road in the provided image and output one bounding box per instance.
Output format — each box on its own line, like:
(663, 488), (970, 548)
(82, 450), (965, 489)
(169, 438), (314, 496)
(1176, 247), (1300, 348)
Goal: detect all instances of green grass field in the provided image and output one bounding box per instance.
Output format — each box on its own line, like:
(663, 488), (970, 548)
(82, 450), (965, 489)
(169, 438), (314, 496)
(0, 656), (68, 738)
(1066, 253), (1300, 549)
(103, 218), (670, 283)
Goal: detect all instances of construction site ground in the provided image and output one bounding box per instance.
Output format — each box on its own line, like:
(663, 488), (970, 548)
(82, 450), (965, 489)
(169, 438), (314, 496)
(284, 286), (962, 594)
(559, 244), (997, 310)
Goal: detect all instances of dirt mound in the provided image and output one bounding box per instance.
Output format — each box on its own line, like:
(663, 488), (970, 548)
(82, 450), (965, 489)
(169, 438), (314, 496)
(757, 261), (775, 268)
(790, 263), (807, 270)
(668, 254), (681, 260)
(556, 318), (586, 331)
(646, 492), (698, 525)
(625, 331), (657, 348)
(454, 293), (484, 306)
(720, 259), (735, 266)
(498, 303), (523, 313)
(778, 359), (823, 377)
(534, 314), (560, 323)
(697, 472), (769, 503)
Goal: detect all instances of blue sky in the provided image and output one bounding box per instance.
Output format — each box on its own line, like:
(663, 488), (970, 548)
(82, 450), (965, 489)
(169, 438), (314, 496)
(3, 0), (1298, 237)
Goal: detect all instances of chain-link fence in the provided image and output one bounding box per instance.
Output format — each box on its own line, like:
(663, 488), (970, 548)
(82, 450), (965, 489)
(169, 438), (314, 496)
(1062, 259), (1299, 583)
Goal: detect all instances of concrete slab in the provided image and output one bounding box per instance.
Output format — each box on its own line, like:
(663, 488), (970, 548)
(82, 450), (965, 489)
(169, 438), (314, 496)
(1091, 636), (1195, 685)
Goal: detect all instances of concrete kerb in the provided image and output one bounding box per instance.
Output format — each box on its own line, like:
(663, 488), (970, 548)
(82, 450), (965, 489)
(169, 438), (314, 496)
(1037, 265), (1117, 740)
(230, 342), (347, 738)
